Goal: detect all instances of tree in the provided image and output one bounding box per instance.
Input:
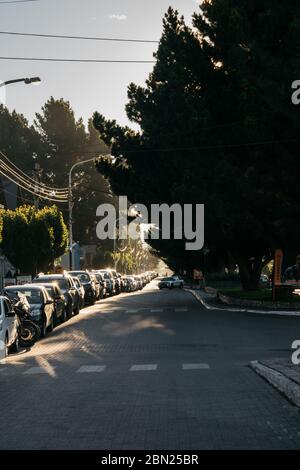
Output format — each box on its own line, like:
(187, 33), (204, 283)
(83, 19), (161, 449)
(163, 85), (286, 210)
(35, 98), (116, 245)
(0, 104), (51, 207)
(0, 205), (68, 274)
(93, 4), (300, 290)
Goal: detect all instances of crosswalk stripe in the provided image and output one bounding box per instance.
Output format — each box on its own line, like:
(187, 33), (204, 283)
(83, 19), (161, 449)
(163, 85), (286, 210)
(77, 365), (106, 373)
(23, 367), (51, 375)
(182, 363), (210, 370)
(130, 364), (157, 371)
(150, 308), (163, 313)
(126, 309), (139, 313)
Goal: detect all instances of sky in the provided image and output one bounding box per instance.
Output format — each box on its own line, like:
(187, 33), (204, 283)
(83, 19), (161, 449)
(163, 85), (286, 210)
(0, 0), (201, 130)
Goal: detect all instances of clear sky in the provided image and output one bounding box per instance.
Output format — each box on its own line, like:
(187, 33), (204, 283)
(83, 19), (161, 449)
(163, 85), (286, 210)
(0, 0), (201, 130)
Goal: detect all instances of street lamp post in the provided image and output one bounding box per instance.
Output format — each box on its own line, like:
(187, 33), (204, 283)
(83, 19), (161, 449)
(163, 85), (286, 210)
(68, 158), (95, 270)
(0, 77), (41, 88)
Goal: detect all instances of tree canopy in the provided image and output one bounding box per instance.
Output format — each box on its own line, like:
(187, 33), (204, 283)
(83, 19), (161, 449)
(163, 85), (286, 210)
(0, 205), (68, 275)
(93, 1), (300, 289)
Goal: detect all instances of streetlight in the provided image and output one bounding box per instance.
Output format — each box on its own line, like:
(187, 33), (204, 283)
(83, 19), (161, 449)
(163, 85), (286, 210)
(0, 77), (41, 88)
(68, 158), (95, 270)
(113, 211), (141, 270)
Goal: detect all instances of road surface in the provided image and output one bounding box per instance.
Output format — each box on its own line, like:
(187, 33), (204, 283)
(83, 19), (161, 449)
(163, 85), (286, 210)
(1, 280), (300, 450)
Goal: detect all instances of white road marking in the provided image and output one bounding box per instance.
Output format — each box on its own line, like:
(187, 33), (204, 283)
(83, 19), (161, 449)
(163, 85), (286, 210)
(175, 308), (188, 312)
(126, 309), (139, 313)
(182, 363), (210, 370)
(130, 364), (157, 371)
(24, 367), (52, 375)
(150, 308), (163, 313)
(77, 365), (106, 373)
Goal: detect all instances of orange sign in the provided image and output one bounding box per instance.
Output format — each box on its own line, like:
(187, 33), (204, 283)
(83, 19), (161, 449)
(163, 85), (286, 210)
(274, 249), (283, 286)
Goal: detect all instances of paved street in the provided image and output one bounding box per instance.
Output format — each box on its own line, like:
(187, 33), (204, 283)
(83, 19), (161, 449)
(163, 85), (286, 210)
(1, 279), (300, 450)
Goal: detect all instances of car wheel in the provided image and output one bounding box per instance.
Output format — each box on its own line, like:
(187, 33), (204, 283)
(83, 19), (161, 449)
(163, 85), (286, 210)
(73, 305), (80, 315)
(10, 336), (19, 354)
(4, 334), (9, 357)
(66, 303), (73, 319)
(48, 315), (54, 332)
(60, 307), (67, 323)
(40, 318), (47, 338)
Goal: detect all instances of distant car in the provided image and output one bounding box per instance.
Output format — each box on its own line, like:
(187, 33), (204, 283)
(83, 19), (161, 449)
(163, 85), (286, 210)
(33, 273), (79, 318)
(72, 277), (85, 309)
(0, 296), (19, 357)
(158, 276), (184, 289)
(33, 282), (67, 324)
(3, 285), (55, 338)
(69, 271), (96, 306)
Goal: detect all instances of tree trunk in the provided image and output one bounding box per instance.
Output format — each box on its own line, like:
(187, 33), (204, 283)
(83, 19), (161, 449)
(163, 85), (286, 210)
(237, 256), (262, 291)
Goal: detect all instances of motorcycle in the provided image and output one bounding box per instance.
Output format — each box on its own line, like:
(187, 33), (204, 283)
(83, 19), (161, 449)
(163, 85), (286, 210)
(13, 295), (41, 347)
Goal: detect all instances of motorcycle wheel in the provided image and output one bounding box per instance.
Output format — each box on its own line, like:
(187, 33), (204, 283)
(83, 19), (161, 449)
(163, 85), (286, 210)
(19, 321), (40, 347)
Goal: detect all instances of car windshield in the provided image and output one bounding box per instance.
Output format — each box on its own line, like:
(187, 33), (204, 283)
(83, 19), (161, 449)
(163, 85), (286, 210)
(38, 278), (67, 290)
(5, 289), (42, 304)
(73, 273), (90, 284)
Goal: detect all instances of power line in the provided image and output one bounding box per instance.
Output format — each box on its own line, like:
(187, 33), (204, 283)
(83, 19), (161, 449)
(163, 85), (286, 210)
(0, 157), (69, 198)
(0, 167), (68, 202)
(0, 56), (155, 64)
(0, 30), (159, 44)
(0, 151), (69, 194)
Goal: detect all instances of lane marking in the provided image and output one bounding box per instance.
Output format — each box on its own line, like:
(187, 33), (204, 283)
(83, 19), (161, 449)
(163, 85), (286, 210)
(77, 365), (106, 373)
(175, 307), (188, 312)
(182, 363), (210, 370)
(126, 309), (139, 313)
(130, 364), (157, 371)
(150, 308), (163, 313)
(23, 366), (52, 375)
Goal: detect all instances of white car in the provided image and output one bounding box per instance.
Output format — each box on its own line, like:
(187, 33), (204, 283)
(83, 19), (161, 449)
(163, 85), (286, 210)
(158, 276), (184, 289)
(0, 296), (19, 358)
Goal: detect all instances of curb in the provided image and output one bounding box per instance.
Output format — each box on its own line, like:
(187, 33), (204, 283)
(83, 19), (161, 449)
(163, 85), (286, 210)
(184, 288), (300, 317)
(249, 361), (300, 407)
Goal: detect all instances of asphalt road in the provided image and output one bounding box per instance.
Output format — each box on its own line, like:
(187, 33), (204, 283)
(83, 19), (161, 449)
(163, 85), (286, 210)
(1, 280), (300, 450)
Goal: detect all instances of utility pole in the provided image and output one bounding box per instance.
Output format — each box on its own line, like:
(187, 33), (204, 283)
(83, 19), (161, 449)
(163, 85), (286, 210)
(68, 158), (95, 270)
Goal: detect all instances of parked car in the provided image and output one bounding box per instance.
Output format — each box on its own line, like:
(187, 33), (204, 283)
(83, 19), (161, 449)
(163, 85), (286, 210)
(89, 273), (100, 301)
(33, 273), (79, 318)
(72, 277), (85, 309)
(110, 269), (121, 294)
(3, 285), (55, 338)
(158, 276), (184, 289)
(69, 271), (96, 306)
(0, 295), (19, 357)
(98, 270), (115, 296)
(91, 271), (106, 299)
(33, 282), (67, 324)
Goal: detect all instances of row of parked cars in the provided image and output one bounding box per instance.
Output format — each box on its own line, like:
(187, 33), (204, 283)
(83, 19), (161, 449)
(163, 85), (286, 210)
(0, 269), (158, 357)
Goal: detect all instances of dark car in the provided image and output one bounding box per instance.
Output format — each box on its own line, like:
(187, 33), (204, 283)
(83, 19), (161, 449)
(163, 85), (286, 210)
(33, 273), (80, 318)
(110, 269), (121, 294)
(69, 271), (96, 306)
(3, 284), (55, 338)
(72, 277), (85, 309)
(98, 270), (115, 296)
(33, 282), (67, 324)
(91, 271), (106, 300)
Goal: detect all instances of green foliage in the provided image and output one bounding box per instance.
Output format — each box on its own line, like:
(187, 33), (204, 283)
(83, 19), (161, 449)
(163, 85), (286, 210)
(0, 205), (68, 274)
(93, 3), (300, 290)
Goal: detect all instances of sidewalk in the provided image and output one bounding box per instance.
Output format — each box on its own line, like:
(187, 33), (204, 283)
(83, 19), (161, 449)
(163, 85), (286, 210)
(185, 287), (300, 317)
(250, 358), (300, 407)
